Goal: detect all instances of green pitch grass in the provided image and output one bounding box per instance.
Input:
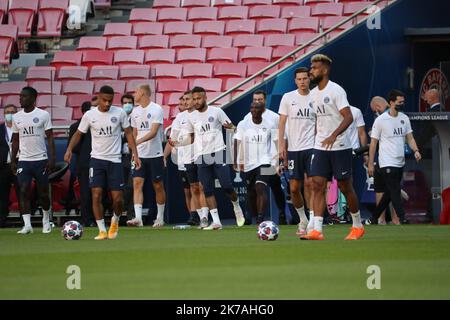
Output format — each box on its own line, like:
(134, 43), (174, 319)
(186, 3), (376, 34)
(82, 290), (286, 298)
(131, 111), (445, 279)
(0, 224), (449, 300)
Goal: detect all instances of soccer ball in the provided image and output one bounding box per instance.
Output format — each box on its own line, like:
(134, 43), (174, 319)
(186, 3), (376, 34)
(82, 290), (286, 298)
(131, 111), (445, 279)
(62, 220), (83, 240)
(257, 221), (279, 241)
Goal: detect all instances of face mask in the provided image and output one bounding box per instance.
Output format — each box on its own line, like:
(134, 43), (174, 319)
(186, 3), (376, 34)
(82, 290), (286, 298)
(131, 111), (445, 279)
(123, 103), (133, 114)
(395, 103), (405, 111)
(5, 114), (13, 122)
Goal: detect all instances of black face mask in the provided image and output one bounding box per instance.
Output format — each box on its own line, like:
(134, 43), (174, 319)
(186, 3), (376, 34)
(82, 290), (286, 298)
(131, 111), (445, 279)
(395, 103), (405, 111)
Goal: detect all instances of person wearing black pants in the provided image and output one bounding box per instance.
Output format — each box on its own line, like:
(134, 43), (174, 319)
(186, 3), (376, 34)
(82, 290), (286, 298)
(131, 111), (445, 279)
(368, 90), (421, 224)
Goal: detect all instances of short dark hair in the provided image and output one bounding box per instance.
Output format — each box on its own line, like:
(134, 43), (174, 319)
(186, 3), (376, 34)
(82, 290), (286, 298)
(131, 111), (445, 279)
(191, 86), (206, 94)
(253, 90), (266, 98)
(4, 104), (18, 112)
(91, 95), (98, 102)
(21, 86), (38, 99)
(99, 85), (114, 95)
(121, 94), (134, 105)
(388, 89), (405, 103)
(81, 101), (91, 113)
(183, 90), (192, 95)
(295, 67), (309, 77)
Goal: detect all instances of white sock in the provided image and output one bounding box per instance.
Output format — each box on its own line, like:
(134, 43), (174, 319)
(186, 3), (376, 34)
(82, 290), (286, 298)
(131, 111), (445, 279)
(351, 211), (363, 228)
(201, 207), (209, 219)
(157, 203), (165, 221)
(307, 211), (315, 230)
(42, 209), (51, 224)
(134, 204), (143, 221)
(96, 219), (107, 232)
(231, 200), (242, 213)
(313, 216), (324, 233)
(196, 209), (202, 217)
(210, 208), (221, 225)
(295, 206), (308, 224)
(111, 214), (120, 224)
(22, 214), (31, 228)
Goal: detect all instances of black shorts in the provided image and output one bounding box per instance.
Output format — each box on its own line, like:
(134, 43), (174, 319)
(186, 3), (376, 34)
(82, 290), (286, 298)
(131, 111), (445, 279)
(309, 148), (353, 181)
(131, 157), (164, 182)
(373, 164), (386, 193)
(185, 163), (199, 184)
(178, 169), (191, 189)
(89, 158), (124, 191)
(244, 165), (277, 188)
(17, 160), (48, 187)
(287, 149), (313, 180)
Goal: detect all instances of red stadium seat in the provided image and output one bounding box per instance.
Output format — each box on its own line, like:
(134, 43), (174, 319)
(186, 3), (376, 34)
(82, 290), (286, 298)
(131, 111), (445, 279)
(94, 80), (126, 94)
(119, 65), (151, 80)
(114, 50), (145, 65)
(0, 81), (27, 97)
(89, 66), (119, 81)
(157, 79), (189, 92)
(440, 187), (450, 225)
(311, 3), (343, 17)
(129, 8), (158, 24)
(183, 63), (213, 78)
(181, 0), (211, 8)
(152, 0), (180, 8)
(0, 0), (8, 24)
(271, 45), (298, 61)
(273, 0), (304, 6)
(144, 49), (176, 64)
(32, 81), (62, 95)
(170, 35), (202, 49)
(81, 50), (114, 67)
(104, 23), (132, 38)
(176, 48), (206, 63)
(190, 78), (222, 92)
(212, 0), (242, 7)
(94, 0), (112, 9)
(280, 6), (311, 19)
(153, 64), (183, 79)
(77, 36), (107, 51)
(193, 20), (225, 36)
(155, 93), (164, 105)
(50, 51), (82, 69)
(233, 34), (264, 48)
(223, 77), (256, 92)
(343, 2), (372, 16)
(249, 5), (281, 19)
(206, 47), (238, 63)
(37, 94), (67, 108)
(63, 81), (94, 95)
(202, 35), (232, 48)
(225, 20), (256, 35)
(164, 21), (194, 35)
(322, 16), (353, 32)
(8, 0), (38, 37)
(57, 66), (88, 81)
(246, 61), (278, 77)
(37, 0), (69, 37)
(296, 32), (321, 46)
(188, 7), (218, 21)
(256, 18), (287, 34)
(304, 0), (334, 4)
(2, 95), (20, 108)
(264, 34), (295, 47)
(288, 17), (320, 34)
(125, 79), (156, 94)
(157, 8), (188, 22)
(107, 36), (138, 51)
(132, 22), (164, 36)
(167, 93), (183, 107)
(213, 63), (247, 78)
(0, 25), (18, 65)
(218, 6), (248, 20)
(207, 92), (230, 106)
(66, 94), (92, 108)
(48, 107), (72, 121)
(26, 66), (56, 82)
(138, 35), (170, 49)
(242, 0), (272, 7)
(240, 46), (272, 62)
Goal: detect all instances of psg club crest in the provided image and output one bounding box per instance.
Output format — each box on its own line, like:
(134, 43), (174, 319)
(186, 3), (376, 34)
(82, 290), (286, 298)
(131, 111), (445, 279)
(33, 117), (39, 123)
(111, 116), (118, 123)
(147, 113), (152, 119)
(324, 97), (330, 104)
(401, 120), (405, 124)
(208, 116), (214, 123)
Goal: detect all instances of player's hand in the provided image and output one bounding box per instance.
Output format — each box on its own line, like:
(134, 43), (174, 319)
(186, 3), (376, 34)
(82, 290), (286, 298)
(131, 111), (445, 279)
(64, 150), (72, 164)
(163, 157), (168, 168)
(321, 134), (337, 150)
(414, 150), (422, 162)
(168, 137), (177, 147)
(132, 154), (142, 170)
(368, 163), (375, 177)
(363, 154), (369, 166)
(276, 165), (283, 176)
(11, 161), (17, 175)
(223, 121), (235, 130)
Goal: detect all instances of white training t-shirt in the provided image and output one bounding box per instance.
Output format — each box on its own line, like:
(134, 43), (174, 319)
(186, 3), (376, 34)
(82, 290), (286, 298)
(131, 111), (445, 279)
(130, 102), (164, 159)
(12, 107), (52, 161)
(243, 108), (279, 126)
(347, 106), (365, 150)
(310, 80), (351, 151)
(78, 106), (129, 163)
(371, 111), (412, 168)
(278, 89), (316, 151)
(186, 106), (231, 159)
(170, 110), (195, 170)
(234, 117), (275, 172)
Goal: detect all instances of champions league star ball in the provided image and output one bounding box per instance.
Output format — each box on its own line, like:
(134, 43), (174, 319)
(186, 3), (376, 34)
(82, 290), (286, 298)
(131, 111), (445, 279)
(257, 221), (279, 241)
(62, 221), (83, 240)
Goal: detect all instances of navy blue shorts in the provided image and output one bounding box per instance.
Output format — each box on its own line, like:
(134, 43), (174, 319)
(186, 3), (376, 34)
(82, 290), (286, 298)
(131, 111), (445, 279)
(197, 152), (233, 196)
(185, 163), (199, 184)
(89, 158), (124, 191)
(132, 157), (164, 181)
(287, 149), (313, 180)
(309, 149), (353, 181)
(244, 165), (277, 188)
(178, 170), (191, 189)
(16, 160), (48, 187)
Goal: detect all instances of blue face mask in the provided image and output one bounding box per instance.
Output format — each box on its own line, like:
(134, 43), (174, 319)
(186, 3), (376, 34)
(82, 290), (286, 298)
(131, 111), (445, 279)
(123, 103), (133, 114)
(5, 114), (13, 122)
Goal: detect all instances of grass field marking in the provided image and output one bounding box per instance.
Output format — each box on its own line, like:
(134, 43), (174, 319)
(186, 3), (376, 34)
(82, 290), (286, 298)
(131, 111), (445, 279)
(366, 265), (381, 290)
(66, 265), (81, 290)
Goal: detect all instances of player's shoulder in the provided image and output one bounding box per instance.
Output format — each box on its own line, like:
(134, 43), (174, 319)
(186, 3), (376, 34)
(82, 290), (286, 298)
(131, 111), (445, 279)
(150, 101), (163, 111)
(283, 89), (299, 98)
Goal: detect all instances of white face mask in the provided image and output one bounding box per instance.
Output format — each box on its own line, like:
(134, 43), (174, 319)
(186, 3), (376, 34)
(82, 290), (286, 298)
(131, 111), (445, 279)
(123, 103), (133, 114)
(5, 114), (13, 122)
